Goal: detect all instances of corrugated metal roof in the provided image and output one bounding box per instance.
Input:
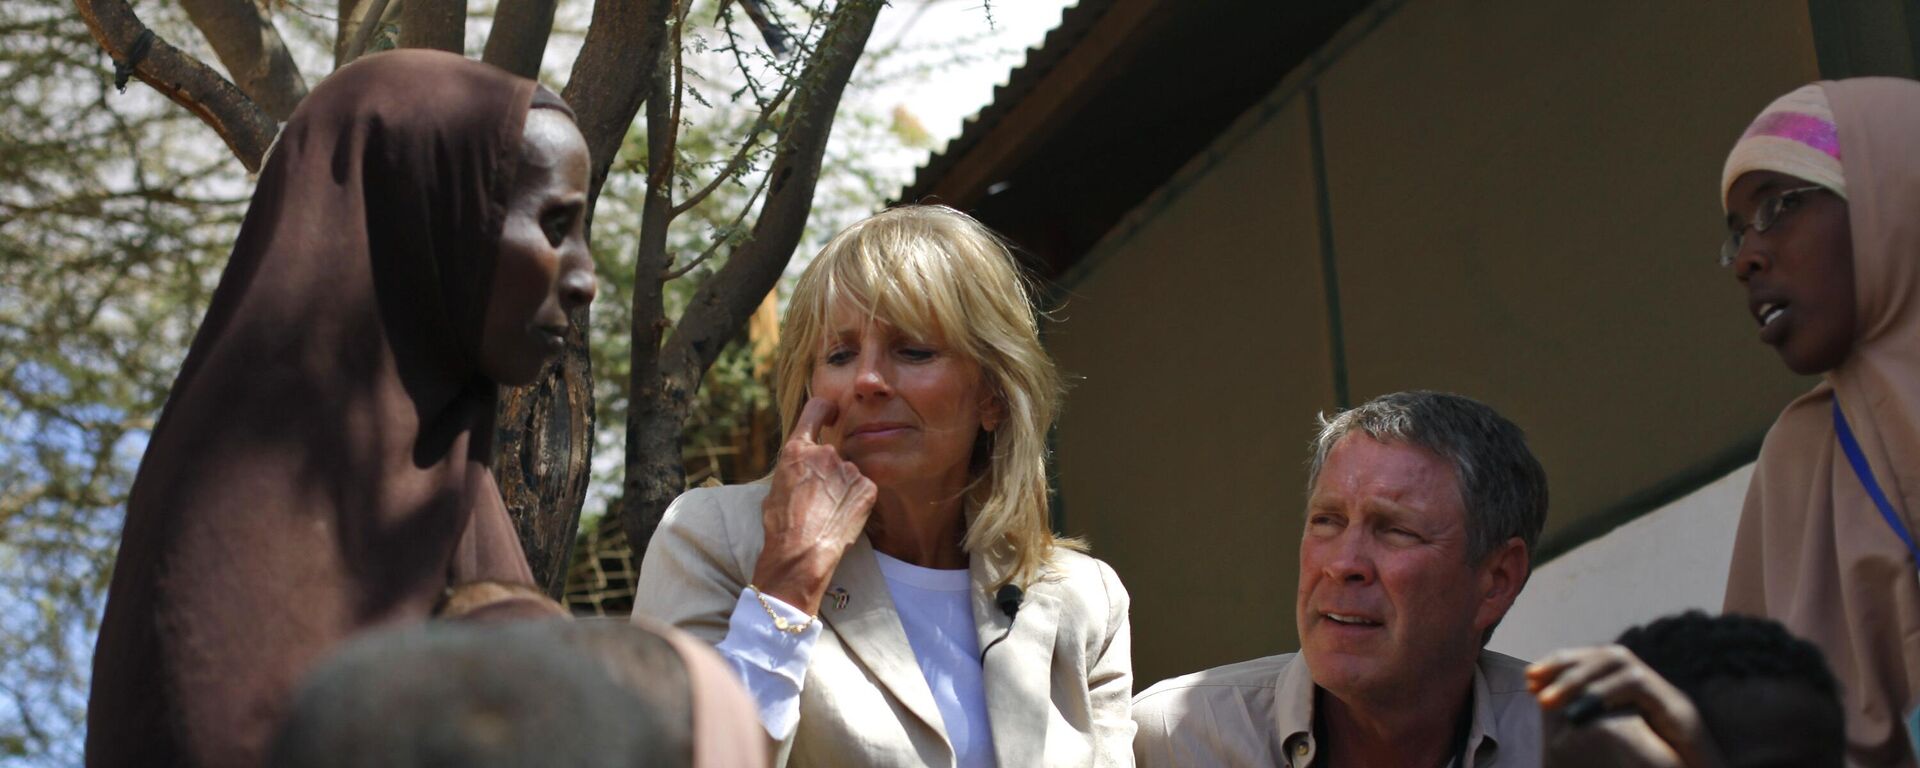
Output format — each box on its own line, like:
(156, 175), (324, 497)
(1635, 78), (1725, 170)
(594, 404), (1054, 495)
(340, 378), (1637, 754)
(896, 0), (1113, 204)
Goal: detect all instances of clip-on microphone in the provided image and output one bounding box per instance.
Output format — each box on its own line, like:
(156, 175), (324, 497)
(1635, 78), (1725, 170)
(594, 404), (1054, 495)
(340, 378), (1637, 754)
(995, 584), (1023, 619)
(979, 584), (1023, 661)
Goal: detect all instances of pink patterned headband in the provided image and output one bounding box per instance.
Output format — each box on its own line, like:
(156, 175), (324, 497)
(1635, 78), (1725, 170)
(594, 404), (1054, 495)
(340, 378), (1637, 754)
(1721, 84), (1847, 209)
(1740, 111), (1841, 159)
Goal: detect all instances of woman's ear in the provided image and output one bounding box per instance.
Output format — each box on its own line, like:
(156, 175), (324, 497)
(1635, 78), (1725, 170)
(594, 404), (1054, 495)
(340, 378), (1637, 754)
(981, 391), (1005, 433)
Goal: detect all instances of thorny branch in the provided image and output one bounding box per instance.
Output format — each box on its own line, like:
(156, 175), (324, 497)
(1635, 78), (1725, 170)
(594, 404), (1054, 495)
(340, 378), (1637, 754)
(669, 79), (791, 217)
(663, 168), (768, 281)
(72, 0), (278, 172)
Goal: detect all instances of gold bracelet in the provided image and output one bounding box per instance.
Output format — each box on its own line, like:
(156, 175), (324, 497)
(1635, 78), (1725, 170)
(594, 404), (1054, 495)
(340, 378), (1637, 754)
(748, 584), (815, 635)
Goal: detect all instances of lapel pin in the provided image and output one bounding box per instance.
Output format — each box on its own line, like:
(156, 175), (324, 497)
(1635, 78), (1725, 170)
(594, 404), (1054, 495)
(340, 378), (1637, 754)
(827, 586), (850, 610)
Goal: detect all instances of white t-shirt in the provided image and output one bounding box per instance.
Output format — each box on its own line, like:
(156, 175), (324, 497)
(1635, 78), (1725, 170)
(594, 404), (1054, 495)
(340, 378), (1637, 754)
(874, 552), (996, 768)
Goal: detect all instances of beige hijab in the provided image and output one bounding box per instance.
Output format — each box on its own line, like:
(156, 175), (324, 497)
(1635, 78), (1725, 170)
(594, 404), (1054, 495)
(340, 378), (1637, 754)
(1725, 77), (1920, 767)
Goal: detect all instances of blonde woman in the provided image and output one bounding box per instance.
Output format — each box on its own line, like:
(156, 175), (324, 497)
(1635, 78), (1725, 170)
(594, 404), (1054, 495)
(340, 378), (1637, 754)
(634, 205), (1134, 767)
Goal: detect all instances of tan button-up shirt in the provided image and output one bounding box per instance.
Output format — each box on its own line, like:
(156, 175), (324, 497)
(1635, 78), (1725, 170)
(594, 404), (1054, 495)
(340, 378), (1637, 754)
(1131, 650), (1542, 767)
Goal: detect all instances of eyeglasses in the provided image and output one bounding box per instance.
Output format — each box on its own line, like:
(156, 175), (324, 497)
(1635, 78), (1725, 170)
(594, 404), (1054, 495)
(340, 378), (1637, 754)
(1720, 185), (1827, 267)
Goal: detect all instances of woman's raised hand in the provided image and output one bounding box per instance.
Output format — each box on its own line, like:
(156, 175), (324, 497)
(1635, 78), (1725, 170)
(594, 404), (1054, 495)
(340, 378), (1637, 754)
(751, 398), (878, 615)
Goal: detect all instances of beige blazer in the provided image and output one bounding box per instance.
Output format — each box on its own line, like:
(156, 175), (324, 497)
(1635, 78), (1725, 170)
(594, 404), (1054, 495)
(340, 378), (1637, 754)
(633, 483), (1136, 767)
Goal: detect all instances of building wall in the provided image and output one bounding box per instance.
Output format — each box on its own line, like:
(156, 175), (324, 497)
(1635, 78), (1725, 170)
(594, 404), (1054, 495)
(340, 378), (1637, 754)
(1490, 463), (1750, 661)
(1315, 0), (1817, 549)
(1047, 97), (1332, 686)
(1045, 0), (1820, 687)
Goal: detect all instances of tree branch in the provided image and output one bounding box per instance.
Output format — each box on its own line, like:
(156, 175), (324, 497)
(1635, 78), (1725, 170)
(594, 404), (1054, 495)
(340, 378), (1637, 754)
(664, 169), (767, 281)
(660, 0), (884, 380)
(669, 82), (790, 217)
(178, 0), (309, 120)
(618, 54), (682, 545)
(399, 0), (464, 53)
(656, 7), (684, 195)
(732, 0), (793, 57)
(335, 0), (362, 67)
(341, 0), (395, 66)
(481, 0), (558, 78)
(561, 0), (673, 213)
(74, 0), (279, 172)
(0, 187), (252, 219)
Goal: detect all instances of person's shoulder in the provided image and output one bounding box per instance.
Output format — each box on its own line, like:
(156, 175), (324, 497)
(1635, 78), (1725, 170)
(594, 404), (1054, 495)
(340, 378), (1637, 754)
(1042, 548), (1121, 586)
(1477, 649), (1533, 694)
(1477, 650), (1545, 757)
(1036, 548), (1130, 611)
(654, 481), (770, 545)
(1133, 654), (1293, 766)
(1134, 653), (1295, 710)
(681, 480), (770, 508)
(1758, 384), (1834, 460)
(663, 482), (767, 521)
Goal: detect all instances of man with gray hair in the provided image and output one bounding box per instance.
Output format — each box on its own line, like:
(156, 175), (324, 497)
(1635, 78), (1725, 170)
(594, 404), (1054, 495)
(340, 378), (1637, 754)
(1133, 391), (1548, 767)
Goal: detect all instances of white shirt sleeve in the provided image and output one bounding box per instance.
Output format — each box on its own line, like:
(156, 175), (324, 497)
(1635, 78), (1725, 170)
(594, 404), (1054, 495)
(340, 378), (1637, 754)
(714, 587), (821, 740)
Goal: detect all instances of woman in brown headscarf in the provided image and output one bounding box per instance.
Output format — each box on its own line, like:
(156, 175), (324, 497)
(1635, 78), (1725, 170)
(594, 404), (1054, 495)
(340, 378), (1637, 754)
(86, 49), (596, 768)
(1721, 78), (1920, 767)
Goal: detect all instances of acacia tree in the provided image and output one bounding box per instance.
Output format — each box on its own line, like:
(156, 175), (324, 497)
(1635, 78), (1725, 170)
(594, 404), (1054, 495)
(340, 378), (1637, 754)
(2, 5), (251, 759)
(70, 0), (887, 591)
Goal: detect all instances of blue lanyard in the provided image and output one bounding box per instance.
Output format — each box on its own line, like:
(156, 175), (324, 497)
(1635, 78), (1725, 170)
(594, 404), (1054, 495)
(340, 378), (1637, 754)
(1832, 400), (1920, 564)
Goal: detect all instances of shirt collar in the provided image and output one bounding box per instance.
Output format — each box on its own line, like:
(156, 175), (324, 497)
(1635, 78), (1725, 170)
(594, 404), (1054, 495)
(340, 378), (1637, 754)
(1463, 655), (1502, 763)
(1272, 652), (1506, 767)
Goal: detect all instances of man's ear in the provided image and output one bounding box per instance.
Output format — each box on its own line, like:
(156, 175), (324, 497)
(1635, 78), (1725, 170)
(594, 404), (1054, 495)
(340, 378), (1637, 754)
(1474, 536), (1529, 635)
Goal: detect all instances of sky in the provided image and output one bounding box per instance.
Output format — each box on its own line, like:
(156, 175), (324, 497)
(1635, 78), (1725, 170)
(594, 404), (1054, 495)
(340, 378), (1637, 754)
(854, 0), (1077, 193)
(869, 1), (1076, 146)
(534, 0), (1078, 193)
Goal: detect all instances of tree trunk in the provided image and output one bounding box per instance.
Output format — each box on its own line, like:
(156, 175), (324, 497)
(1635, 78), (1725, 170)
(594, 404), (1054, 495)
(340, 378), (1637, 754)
(177, 0), (308, 120)
(494, 0), (666, 598)
(623, 387), (696, 557)
(493, 310), (596, 599)
(561, 0), (671, 214)
(399, 0), (464, 53)
(620, 53), (684, 556)
(335, 0), (363, 67)
(619, 0), (886, 558)
(481, 0), (558, 79)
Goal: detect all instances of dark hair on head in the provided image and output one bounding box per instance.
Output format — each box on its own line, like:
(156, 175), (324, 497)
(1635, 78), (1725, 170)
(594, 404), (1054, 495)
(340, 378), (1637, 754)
(1308, 390), (1549, 565)
(269, 621), (690, 768)
(1616, 610), (1840, 702)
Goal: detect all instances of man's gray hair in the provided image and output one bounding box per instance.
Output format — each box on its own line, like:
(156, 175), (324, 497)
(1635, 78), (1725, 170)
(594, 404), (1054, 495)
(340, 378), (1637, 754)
(1307, 390), (1548, 564)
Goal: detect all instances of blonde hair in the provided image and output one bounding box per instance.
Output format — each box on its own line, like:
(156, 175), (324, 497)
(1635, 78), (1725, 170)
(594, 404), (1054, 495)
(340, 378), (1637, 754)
(772, 205), (1079, 588)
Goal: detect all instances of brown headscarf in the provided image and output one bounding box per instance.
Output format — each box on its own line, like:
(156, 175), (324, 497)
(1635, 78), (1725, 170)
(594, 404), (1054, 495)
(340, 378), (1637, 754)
(1725, 77), (1920, 768)
(87, 50), (561, 768)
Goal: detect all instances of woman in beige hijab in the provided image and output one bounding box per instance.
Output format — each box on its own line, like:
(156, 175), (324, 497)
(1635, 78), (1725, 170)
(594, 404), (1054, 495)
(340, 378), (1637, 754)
(1721, 78), (1920, 767)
